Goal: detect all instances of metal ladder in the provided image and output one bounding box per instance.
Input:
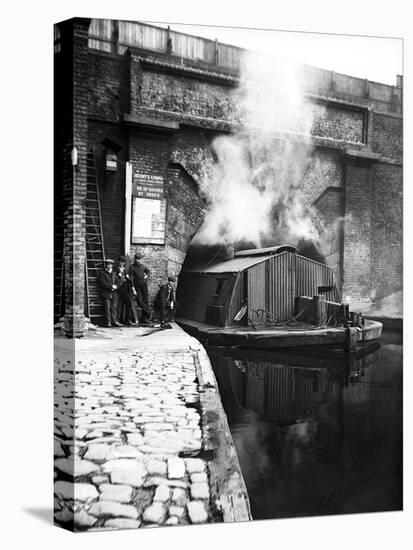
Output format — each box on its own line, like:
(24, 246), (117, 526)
(54, 176), (65, 324)
(85, 149), (105, 325)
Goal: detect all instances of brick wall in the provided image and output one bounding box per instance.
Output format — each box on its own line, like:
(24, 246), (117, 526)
(166, 164), (207, 277)
(300, 149), (344, 204)
(88, 121), (128, 260)
(88, 51), (128, 122)
(170, 129), (215, 189)
(310, 103), (365, 143)
(54, 26), (69, 323)
(128, 133), (169, 246)
(342, 162), (372, 301)
(368, 112), (402, 301)
(371, 112), (402, 162)
(126, 132), (169, 301)
(55, 18), (91, 336)
(71, 20), (90, 334)
(369, 163), (403, 299)
(314, 187), (345, 290)
(89, 125), (208, 306)
(59, 35), (402, 327)
(140, 71), (237, 122)
(87, 19), (401, 116)
(87, 120), (201, 307)
(127, 133), (207, 305)
(138, 69), (367, 142)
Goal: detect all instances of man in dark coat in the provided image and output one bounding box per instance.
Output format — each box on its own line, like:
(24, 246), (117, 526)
(97, 259), (121, 327)
(115, 255), (138, 326)
(155, 276), (176, 326)
(129, 253), (151, 324)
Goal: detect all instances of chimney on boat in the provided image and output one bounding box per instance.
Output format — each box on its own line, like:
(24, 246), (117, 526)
(221, 244), (235, 260)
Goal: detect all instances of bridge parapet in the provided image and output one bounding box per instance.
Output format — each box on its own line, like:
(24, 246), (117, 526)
(84, 18), (402, 115)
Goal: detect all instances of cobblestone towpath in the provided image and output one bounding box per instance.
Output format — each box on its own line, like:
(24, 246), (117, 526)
(54, 324), (251, 531)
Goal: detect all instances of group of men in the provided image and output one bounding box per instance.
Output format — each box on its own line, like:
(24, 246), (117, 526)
(97, 252), (176, 328)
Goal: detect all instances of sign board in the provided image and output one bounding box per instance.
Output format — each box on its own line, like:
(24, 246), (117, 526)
(132, 172), (164, 200)
(130, 170), (166, 244)
(131, 197), (166, 244)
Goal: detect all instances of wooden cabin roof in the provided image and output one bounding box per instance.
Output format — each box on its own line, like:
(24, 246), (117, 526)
(234, 245), (298, 257)
(185, 245), (299, 274)
(186, 253), (280, 274)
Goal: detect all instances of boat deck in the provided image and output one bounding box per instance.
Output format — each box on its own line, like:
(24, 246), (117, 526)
(176, 318), (383, 350)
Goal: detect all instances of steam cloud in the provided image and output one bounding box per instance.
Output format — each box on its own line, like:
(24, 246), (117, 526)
(194, 51), (331, 252)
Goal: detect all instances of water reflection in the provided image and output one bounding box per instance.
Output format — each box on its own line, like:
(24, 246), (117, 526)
(207, 331), (402, 520)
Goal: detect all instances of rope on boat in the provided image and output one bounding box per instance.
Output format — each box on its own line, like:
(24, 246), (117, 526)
(247, 307), (345, 330)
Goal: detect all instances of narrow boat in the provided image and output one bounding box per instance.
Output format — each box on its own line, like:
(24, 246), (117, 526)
(176, 245), (382, 351)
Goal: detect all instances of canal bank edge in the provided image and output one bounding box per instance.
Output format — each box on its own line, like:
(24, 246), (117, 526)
(189, 341), (252, 523)
(54, 322), (252, 527)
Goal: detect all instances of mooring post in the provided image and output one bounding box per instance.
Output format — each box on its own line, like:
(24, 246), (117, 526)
(345, 326), (358, 352)
(313, 295), (326, 326)
(313, 295), (320, 325)
(320, 296), (327, 325)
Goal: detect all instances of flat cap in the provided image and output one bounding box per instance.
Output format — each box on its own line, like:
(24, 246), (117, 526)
(168, 276), (176, 283)
(117, 255), (126, 262)
(134, 252), (144, 259)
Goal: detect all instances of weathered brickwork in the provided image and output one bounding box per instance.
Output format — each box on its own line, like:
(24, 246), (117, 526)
(87, 122), (209, 307)
(126, 139), (207, 304)
(71, 21), (90, 334)
(314, 187), (344, 288)
(170, 129), (215, 191)
(126, 133), (171, 300)
(300, 149), (344, 204)
(369, 163), (403, 299)
(55, 18), (90, 335)
(342, 163), (372, 301)
(56, 18), (403, 330)
(128, 133), (170, 251)
(88, 121), (128, 260)
(139, 70), (366, 144)
(129, 133), (170, 179)
(88, 51), (128, 122)
(140, 71), (237, 122)
(310, 103), (365, 144)
(166, 165), (207, 277)
(167, 165), (206, 230)
(371, 112), (402, 162)
(132, 245), (170, 303)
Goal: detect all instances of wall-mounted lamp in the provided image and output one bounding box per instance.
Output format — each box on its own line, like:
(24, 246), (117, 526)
(105, 150), (117, 172)
(71, 146), (78, 166)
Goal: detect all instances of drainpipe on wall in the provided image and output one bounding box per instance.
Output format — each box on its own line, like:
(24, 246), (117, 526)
(124, 161), (132, 257)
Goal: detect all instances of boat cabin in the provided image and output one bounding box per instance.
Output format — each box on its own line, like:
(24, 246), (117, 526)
(177, 246), (341, 328)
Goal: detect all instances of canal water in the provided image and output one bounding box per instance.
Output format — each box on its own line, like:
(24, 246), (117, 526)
(206, 329), (402, 520)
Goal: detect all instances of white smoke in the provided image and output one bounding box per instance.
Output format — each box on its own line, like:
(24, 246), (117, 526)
(356, 291), (403, 318)
(194, 51), (331, 251)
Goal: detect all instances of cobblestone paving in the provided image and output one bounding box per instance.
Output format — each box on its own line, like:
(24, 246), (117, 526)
(54, 347), (216, 530)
